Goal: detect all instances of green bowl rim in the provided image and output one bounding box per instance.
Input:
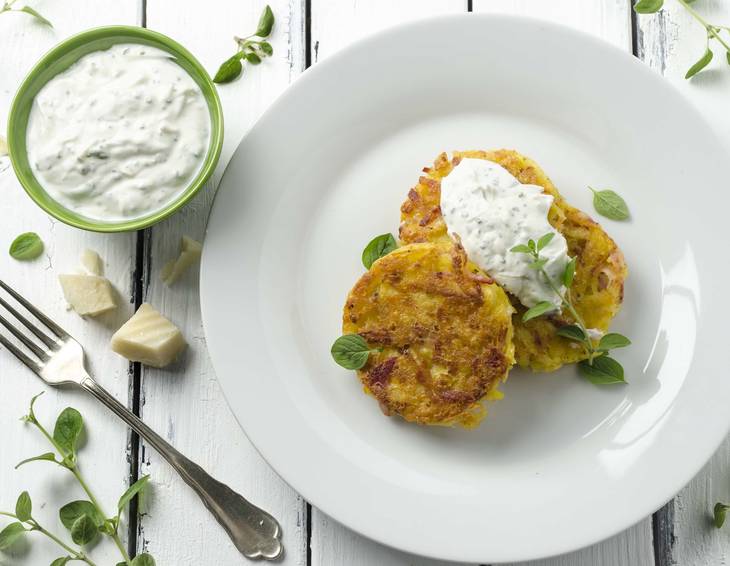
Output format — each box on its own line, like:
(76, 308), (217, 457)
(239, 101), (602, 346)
(6, 25), (224, 233)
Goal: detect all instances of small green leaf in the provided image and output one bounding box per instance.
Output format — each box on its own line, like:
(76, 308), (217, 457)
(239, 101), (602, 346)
(509, 244), (532, 254)
(536, 232), (555, 251)
(15, 452), (57, 469)
(15, 492), (32, 522)
(331, 334), (374, 370)
(714, 503), (730, 528)
(70, 514), (97, 546)
(255, 5), (275, 37)
(528, 258), (547, 270)
(522, 301), (555, 323)
(118, 475), (151, 513)
(213, 53), (244, 84)
(634, 0), (664, 13)
(563, 257), (577, 287)
(589, 187), (630, 220)
(9, 232), (44, 261)
(53, 408), (83, 457)
(685, 47), (713, 79)
(598, 333), (632, 351)
(578, 356), (626, 385)
(527, 239), (536, 252)
(556, 324), (586, 342)
(50, 557), (71, 566)
(361, 233), (397, 269)
(0, 522), (26, 550)
(259, 41), (273, 56)
(726, 51), (730, 65)
(59, 501), (104, 531)
(131, 553), (156, 566)
(245, 51), (262, 65)
(19, 5), (52, 26)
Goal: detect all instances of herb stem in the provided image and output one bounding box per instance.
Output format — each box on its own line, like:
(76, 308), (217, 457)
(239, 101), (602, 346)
(677, 0), (730, 53)
(32, 520), (97, 566)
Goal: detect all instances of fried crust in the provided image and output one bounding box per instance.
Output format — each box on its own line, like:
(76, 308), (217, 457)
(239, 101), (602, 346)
(399, 150), (627, 372)
(343, 241), (515, 427)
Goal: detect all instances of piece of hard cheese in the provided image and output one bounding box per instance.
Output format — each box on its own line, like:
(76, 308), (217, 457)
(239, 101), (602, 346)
(58, 274), (116, 317)
(79, 249), (103, 276)
(111, 303), (186, 368)
(161, 236), (202, 286)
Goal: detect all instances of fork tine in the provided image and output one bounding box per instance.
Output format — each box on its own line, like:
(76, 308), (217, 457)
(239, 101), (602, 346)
(0, 295), (57, 349)
(0, 280), (69, 341)
(0, 312), (50, 361)
(0, 332), (42, 374)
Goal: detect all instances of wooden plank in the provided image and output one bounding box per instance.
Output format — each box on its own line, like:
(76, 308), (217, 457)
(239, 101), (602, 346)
(137, 1), (308, 564)
(635, 3), (730, 565)
(0, 1), (139, 565)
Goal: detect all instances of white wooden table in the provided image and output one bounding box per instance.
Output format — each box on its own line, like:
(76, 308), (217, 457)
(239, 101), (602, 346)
(1, 1), (729, 564)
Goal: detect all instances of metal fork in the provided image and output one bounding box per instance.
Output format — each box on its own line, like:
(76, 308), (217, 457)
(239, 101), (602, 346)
(0, 279), (283, 561)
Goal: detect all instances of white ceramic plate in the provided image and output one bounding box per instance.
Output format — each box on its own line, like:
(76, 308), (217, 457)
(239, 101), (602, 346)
(201, 15), (729, 563)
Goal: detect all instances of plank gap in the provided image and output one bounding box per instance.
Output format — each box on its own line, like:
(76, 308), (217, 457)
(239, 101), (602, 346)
(630, 0), (639, 57)
(652, 501), (676, 566)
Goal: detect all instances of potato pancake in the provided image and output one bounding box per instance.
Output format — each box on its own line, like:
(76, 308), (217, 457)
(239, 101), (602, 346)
(399, 150), (627, 372)
(343, 240), (514, 427)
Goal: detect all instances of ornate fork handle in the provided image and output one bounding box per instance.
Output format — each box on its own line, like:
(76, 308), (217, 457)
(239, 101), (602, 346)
(81, 376), (283, 561)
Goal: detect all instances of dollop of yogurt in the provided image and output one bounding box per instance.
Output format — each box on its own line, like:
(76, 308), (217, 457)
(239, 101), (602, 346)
(27, 44), (211, 221)
(440, 158), (571, 310)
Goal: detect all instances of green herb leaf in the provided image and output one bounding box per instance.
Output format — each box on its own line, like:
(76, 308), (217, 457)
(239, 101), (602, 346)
(255, 5), (275, 37)
(259, 41), (273, 56)
(527, 239), (536, 252)
(536, 232), (554, 251)
(118, 475), (151, 513)
(509, 244), (532, 254)
(131, 553), (156, 566)
(598, 333), (632, 351)
(522, 301), (555, 323)
(50, 557), (71, 566)
(563, 257), (577, 287)
(685, 47), (713, 79)
(59, 501), (104, 531)
(15, 452), (57, 469)
(331, 334), (374, 370)
(245, 51), (262, 65)
(578, 356), (626, 385)
(19, 5), (52, 26)
(528, 258), (547, 270)
(15, 491), (32, 522)
(53, 407), (83, 457)
(714, 502), (730, 528)
(634, 0), (664, 13)
(589, 187), (630, 220)
(0, 522), (26, 550)
(70, 514), (97, 546)
(556, 325), (586, 342)
(213, 53), (244, 84)
(361, 233), (397, 269)
(726, 51), (730, 66)
(9, 232), (44, 261)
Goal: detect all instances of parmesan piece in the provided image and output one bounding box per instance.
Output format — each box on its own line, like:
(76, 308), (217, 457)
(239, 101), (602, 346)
(58, 274), (116, 317)
(79, 249), (103, 276)
(111, 303), (186, 368)
(161, 236), (203, 286)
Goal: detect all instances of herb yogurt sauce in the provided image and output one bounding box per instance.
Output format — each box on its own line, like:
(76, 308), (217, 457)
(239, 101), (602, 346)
(441, 158), (571, 311)
(27, 44), (210, 221)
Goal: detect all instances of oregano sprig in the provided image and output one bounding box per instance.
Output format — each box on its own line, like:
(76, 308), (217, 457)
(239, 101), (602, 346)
(0, 394), (154, 566)
(0, 0), (52, 26)
(212, 5), (275, 84)
(511, 233), (631, 385)
(634, 0), (730, 79)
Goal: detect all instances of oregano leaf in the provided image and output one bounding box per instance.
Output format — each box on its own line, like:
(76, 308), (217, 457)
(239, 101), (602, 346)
(685, 47), (713, 79)
(597, 333), (631, 351)
(578, 356), (626, 385)
(15, 491), (32, 522)
(331, 334), (374, 370)
(53, 408), (83, 457)
(522, 301), (555, 323)
(556, 325), (586, 342)
(361, 233), (397, 269)
(634, 0), (664, 13)
(0, 522), (26, 550)
(589, 187), (630, 220)
(118, 475), (151, 513)
(70, 514), (97, 546)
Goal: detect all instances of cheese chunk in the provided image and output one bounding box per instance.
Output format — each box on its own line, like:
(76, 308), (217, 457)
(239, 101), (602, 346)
(58, 274), (116, 317)
(80, 249), (103, 276)
(111, 303), (186, 368)
(161, 236), (203, 286)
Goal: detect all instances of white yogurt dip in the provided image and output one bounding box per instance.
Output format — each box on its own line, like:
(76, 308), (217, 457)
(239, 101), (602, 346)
(27, 43), (210, 221)
(440, 158), (571, 310)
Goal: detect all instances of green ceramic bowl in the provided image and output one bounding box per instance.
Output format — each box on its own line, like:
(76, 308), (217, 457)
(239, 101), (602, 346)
(7, 26), (224, 232)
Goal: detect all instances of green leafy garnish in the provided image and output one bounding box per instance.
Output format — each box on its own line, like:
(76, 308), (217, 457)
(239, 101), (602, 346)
(714, 502), (730, 528)
(589, 187), (629, 221)
(9, 232), (44, 261)
(361, 233), (397, 269)
(685, 47), (713, 79)
(634, 0), (663, 13)
(331, 334), (377, 370)
(0, 522), (26, 550)
(53, 407), (84, 459)
(512, 233), (631, 386)
(131, 554), (156, 566)
(15, 492), (32, 522)
(0, 0), (52, 26)
(213, 5), (275, 84)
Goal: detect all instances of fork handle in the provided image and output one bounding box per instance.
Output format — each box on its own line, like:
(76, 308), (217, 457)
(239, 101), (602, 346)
(80, 376), (283, 561)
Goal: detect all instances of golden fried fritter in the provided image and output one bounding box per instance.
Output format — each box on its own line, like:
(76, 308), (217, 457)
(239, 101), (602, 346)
(399, 150), (627, 372)
(343, 240), (514, 428)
